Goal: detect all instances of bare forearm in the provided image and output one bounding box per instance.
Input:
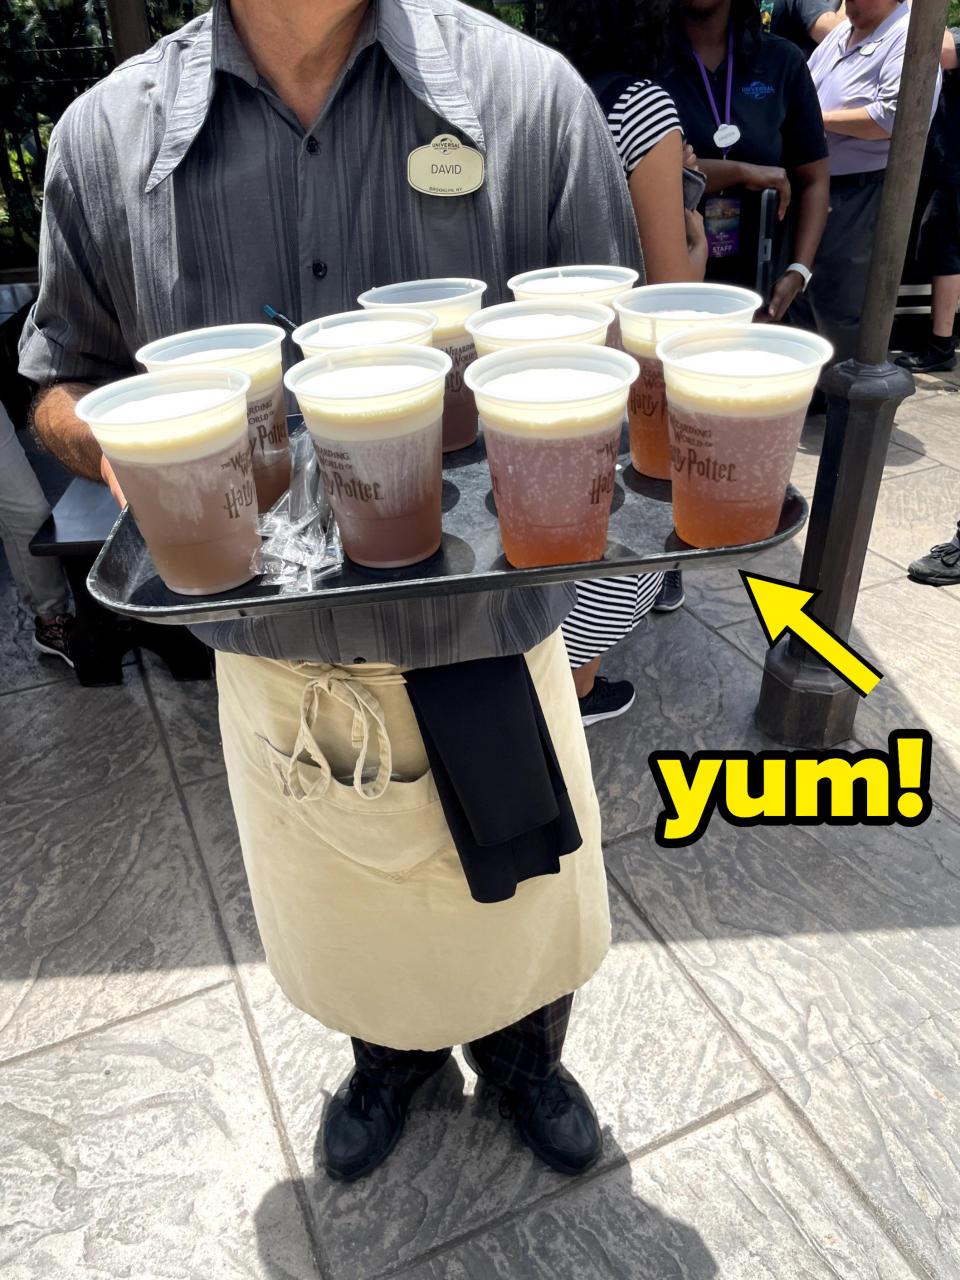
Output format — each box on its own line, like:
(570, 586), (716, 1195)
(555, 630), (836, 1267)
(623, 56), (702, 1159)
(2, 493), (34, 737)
(822, 108), (890, 139)
(32, 383), (102, 481)
(791, 175), (830, 269)
(698, 159), (745, 193)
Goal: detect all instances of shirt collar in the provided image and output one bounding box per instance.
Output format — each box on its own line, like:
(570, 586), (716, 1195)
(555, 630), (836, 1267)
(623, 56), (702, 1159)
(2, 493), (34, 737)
(833, 0), (907, 58)
(145, 0), (483, 194)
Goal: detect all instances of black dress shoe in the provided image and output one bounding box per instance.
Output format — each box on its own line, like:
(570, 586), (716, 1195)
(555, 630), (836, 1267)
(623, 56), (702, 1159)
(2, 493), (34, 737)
(322, 1069), (428, 1181)
(463, 1048), (602, 1176)
(895, 344), (957, 374)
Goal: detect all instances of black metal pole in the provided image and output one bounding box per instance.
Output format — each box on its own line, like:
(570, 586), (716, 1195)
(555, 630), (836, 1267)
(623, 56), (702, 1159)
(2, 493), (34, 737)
(104, 0), (152, 64)
(755, 0), (949, 747)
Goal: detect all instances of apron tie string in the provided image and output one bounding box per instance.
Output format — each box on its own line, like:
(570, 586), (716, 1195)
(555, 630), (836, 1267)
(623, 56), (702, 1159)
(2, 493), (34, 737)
(282, 669), (393, 802)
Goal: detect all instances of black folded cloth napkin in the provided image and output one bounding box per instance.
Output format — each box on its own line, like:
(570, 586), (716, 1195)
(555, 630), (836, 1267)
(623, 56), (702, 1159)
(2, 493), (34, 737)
(403, 654), (582, 904)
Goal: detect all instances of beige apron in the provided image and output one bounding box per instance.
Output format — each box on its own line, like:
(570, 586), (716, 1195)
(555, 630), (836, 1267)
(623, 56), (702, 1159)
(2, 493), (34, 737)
(216, 629), (610, 1050)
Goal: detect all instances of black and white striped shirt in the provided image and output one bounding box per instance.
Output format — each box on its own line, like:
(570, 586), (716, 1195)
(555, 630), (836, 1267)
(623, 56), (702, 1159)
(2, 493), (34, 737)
(20, 0), (643, 667)
(607, 79), (683, 174)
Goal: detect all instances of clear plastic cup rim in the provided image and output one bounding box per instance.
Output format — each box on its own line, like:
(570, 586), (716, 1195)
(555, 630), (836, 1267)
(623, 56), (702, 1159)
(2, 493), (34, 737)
(357, 278), (487, 308)
(464, 342), (640, 405)
(613, 282), (764, 322)
(655, 324), (834, 375)
(136, 323), (283, 368)
(508, 264), (640, 297)
(75, 367), (252, 432)
(464, 299), (615, 345)
(291, 308), (439, 352)
(284, 343), (453, 407)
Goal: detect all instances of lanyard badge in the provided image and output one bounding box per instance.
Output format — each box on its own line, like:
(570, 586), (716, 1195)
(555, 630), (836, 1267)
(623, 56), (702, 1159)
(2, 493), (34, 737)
(693, 31), (742, 155)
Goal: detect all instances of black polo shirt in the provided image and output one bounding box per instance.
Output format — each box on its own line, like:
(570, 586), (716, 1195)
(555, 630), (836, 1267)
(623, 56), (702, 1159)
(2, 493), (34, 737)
(661, 30), (827, 286)
(922, 29), (960, 184)
(769, 0), (842, 58)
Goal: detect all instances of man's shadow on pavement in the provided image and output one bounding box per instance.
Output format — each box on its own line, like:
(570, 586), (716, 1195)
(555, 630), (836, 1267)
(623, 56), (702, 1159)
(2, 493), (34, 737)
(253, 1055), (719, 1280)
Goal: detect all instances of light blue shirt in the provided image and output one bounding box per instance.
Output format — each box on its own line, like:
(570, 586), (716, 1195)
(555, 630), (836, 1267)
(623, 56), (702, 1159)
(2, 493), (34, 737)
(808, 1), (941, 175)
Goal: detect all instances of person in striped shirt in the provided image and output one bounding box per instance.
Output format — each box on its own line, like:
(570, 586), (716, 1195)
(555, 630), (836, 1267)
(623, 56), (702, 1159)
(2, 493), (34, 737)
(540, 0), (709, 722)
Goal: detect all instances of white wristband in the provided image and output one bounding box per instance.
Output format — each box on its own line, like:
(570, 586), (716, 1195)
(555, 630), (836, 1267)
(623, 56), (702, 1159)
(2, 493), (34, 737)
(786, 262), (812, 291)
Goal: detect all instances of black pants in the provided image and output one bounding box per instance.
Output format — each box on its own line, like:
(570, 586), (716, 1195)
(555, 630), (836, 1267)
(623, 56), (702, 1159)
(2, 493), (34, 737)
(791, 172), (885, 366)
(351, 992), (574, 1093)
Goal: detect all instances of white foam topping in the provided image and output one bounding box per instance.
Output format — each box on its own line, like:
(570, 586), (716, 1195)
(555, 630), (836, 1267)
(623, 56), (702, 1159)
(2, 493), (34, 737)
(675, 349), (806, 376)
(650, 308), (717, 319)
(97, 386), (238, 423)
(298, 363), (436, 398)
(480, 313), (597, 340)
(522, 276), (618, 295)
(310, 319), (426, 346)
(481, 367), (621, 403)
(165, 345), (254, 364)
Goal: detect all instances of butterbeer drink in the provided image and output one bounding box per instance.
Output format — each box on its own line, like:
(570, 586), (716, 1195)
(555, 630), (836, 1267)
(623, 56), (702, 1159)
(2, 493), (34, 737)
(137, 324), (290, 512)
(465, 344), (638, 568)
(507, 266), (639, 347)
(357, 278), (486, 452)
(285, 345), (451, 568)
(465, 300), (613, 356)
(657, 325), (833, 548)
(614, 284), (761, 481)
(293, 308), (437, 357)
(76, 369), (261, 595)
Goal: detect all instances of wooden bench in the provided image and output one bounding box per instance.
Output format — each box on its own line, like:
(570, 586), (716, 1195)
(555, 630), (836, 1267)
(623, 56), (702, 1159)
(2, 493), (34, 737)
(30, 476), (214, 686)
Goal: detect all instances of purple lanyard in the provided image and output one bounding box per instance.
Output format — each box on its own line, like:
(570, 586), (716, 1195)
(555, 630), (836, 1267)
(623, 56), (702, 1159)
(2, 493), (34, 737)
(692, 30), (735, 156)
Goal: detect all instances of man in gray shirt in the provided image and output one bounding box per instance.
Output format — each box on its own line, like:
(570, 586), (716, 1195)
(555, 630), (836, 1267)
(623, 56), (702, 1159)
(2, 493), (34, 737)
(22, 0), (642, 1182)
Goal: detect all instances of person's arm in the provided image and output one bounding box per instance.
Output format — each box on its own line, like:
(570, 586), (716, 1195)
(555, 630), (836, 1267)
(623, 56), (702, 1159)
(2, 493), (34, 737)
(762, 157), (830, 320)
(821, 106), (891, 138)
(698, 159), (793, 219)
(808, 2), (845, 43)
(18, 116), (133, 506)
(31, 383), (125, 504)
(548, 82), (642, 272)
(628, 129), (706, 282)
(942, 29), (958, 70)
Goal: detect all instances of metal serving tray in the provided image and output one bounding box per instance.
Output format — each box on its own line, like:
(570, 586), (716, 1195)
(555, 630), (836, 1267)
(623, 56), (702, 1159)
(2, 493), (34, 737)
(87, 424), (807, 627)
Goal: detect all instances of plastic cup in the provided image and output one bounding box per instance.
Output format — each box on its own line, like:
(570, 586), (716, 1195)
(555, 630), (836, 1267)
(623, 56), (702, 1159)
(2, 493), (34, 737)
(137, 324), (289, 512)
(615, 284), (762, 481)
(464, 300), (614, 356)
(76, 369), (260, 595)
(292, 308), (438, 357)
(506, 265), (639, 348)
(465, 344), (639, 568)
(284, 345), (452, 569)
(357, 278), (486, 452)
(656, 324), (833, 548)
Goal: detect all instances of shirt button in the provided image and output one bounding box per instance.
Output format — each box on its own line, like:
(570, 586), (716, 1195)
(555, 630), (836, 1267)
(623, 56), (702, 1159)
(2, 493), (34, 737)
(306, 136), (319, 154)
(312, 260), (327, 278)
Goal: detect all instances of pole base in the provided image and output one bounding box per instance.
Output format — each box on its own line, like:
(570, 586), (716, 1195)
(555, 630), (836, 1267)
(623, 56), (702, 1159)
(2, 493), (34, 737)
(755, 636), (860, 747)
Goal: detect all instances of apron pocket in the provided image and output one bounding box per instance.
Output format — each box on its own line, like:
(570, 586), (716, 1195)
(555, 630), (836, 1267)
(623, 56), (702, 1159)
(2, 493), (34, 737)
(255, 734), (451, 878)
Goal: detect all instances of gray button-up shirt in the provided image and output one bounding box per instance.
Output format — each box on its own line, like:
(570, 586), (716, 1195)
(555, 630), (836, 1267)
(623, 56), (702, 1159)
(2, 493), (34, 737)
(20, 0), (642, 666)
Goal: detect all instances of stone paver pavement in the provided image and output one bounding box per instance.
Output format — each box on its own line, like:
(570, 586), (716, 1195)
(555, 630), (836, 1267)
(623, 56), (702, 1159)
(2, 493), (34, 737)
(1, 372), (958, 1278)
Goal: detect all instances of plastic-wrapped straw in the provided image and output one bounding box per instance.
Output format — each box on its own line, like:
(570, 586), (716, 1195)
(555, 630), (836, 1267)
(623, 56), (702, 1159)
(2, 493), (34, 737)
(251, 427), (343, 592)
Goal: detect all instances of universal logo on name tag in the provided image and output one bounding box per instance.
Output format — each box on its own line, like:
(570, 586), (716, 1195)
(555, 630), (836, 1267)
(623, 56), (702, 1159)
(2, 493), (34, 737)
(407, 134), (484, 198)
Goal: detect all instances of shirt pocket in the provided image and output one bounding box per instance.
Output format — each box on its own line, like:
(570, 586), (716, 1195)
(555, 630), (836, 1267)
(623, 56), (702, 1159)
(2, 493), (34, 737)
(255, 733), (451, 879)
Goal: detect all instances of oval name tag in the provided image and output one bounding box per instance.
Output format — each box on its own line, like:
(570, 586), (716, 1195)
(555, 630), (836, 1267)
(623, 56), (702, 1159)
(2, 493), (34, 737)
(713, 123), (741, 149)
(408, 134), (484, 198)
(859, 40), (879, 55)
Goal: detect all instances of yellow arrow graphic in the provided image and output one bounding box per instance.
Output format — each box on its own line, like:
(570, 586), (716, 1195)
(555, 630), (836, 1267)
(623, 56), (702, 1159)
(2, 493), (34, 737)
(740, 572), (883, 697)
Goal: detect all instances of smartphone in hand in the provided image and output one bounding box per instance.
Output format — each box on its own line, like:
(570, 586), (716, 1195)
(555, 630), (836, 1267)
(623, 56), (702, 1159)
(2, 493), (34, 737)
(682, 166), (707, 211)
